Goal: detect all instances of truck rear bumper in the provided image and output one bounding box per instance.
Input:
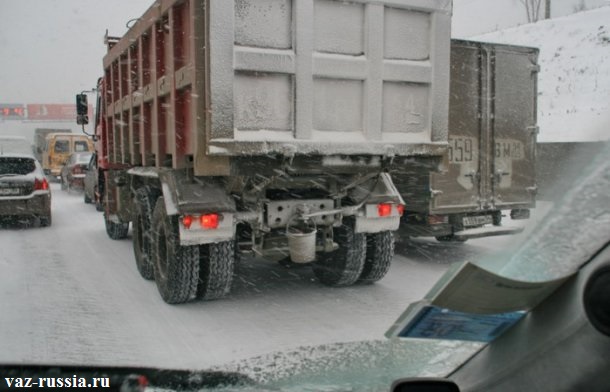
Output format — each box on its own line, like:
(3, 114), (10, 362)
(452, 225), (524, 240)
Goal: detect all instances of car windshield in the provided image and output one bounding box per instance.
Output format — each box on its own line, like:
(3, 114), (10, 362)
(0, 1), (609, 391)
(54, 140), (70, 153)
(0, 157), (36, 176)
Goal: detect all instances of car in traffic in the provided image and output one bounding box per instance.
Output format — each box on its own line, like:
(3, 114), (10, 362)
(83, 152), (102, 210)
(41, 133), (93, 179)
(60, 152), (92, 191)
(0, 153), (51, 227)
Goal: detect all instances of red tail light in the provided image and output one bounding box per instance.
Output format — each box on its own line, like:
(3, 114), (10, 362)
(200, 214), (219, 229)
(378, 203), (392, 217)
(397, 204), (405, 216)
(72, 166), (83, 175)
(34, 178), (49, 191)
(182, 215), (193, 229)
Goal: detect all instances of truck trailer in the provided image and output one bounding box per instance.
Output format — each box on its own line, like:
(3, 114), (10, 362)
(395, 39), (538, 242)
(78, 0), (453, 304)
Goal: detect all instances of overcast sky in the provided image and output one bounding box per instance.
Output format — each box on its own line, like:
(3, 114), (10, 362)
(0, 0), (151, 103)
(0, 0), (607, 104)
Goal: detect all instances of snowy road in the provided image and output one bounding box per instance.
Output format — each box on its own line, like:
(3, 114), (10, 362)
(0, 184), (542, 370)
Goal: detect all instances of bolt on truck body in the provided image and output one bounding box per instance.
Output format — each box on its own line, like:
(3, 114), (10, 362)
(78, 0), (452, 304)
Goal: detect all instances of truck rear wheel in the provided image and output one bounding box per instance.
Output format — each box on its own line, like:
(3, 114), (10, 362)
(152, 197), (199, 304)
(197, 241), (235, 300)
(312, 219), (366, 287)
(132, 186), (160, 280)
(359, 231), (394, 283)
(104, 212), (129, 240)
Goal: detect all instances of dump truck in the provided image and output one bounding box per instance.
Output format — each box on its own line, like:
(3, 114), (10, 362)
(395, 39), (538, 242)
(77, 0), (452, 304)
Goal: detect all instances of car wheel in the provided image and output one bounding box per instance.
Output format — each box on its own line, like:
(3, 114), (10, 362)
(312, 218), (366, 287)
(40, 214), (52, 227)
(151, 197), (200, 304)
(84, 191), (92, 204)
(358, 231), (394, 284)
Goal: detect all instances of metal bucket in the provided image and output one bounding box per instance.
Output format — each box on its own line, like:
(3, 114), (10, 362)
(286, 217), (317, 264)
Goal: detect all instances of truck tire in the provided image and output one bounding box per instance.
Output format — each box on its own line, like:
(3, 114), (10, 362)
(435, 235), (467, 243)
(104, 211), (129, 240)
(197, 241), (235, 300)
(359, 231), (394, 283)
(312, 219), (366, 287)
(132, 186), (160, 280)
(152, 197), (200, 304)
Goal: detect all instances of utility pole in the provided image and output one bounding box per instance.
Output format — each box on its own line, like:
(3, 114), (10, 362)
(545, 0), (551, 18)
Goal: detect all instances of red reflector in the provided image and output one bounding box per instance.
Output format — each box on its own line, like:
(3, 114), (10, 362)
(182, 215), (193, 229)
(397, 204), (405, 216)
(200, 214), (219, 229)
(378, 203), (392, 217)
(34, 178), (49, 191)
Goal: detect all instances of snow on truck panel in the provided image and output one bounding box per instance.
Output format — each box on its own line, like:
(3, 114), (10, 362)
(211, 0), (452, 146)
(103, 0), (452, 161)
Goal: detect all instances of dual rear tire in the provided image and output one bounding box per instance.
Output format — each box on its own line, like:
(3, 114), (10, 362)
(312, 219), (394, 286)
(150, 196), (234, 304)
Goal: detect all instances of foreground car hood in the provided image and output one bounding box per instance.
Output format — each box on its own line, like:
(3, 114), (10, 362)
(213, 339), (481, 391)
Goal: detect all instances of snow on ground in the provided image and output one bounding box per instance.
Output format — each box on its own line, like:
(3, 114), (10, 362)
(0, 184), (548, 371)
(473, 6), (610, 142)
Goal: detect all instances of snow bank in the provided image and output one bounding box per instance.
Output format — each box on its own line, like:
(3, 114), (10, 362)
(474, 7), (610, 142)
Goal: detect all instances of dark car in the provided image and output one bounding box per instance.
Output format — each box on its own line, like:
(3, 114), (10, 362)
(60, 152), (92, 191)
(0, 154), (52, 226)
(83, 152), (102, 211)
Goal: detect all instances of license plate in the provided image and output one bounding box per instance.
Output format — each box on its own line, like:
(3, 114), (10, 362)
(463, 215), (492, 227)
(0, 188), (20, 196)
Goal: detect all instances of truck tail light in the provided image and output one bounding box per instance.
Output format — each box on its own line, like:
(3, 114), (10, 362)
(397, 204), (405, 216)
(182, 215), (194, 229)
(200, 214), (219, 229)
(182, 213), (220, 229)
(34, 178), (49, 191)
(378, 203), (392, 217)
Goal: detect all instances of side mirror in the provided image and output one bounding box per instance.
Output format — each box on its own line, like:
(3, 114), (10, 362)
(584, 263), (610, 337)
(76, 94), (89, 125)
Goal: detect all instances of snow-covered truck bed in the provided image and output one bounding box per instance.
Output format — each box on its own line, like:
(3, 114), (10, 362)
(81, 0), (453, 304)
